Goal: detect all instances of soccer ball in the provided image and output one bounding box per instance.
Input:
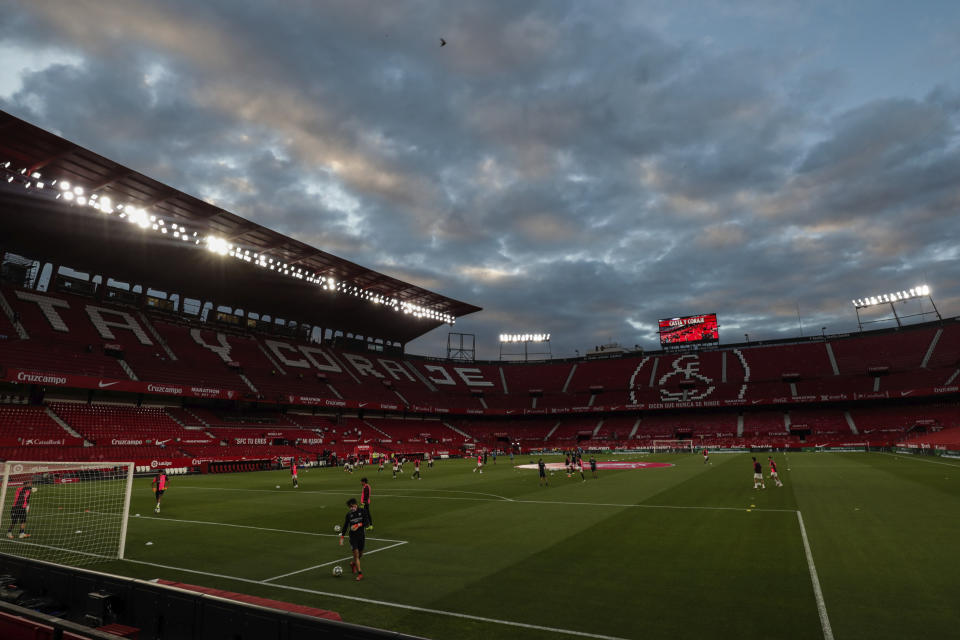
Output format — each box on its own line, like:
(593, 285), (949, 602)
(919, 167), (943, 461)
(334, 524), (341, 533)
(332, 565), (343, 577)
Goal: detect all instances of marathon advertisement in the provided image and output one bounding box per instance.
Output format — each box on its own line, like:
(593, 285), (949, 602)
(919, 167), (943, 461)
(2, 368), (241, 400)
(658, 313), (720, 346)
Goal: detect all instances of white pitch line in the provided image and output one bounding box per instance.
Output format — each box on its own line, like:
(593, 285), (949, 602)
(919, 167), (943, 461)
(513, 498), (798, 513)
(797, 511), (834, 640)
(172, 485), (792, 512)
(879, 452), (960, 468)
(135, 514), (405, 543)
(176, 485), (515, 501)
(261, 541), (408, 582)
(370, 487), (515, 502)
(122, 558), (630, 640)
(0, 538), (115, 560)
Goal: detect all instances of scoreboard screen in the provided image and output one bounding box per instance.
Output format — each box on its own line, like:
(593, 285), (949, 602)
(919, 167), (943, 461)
(658, 313), (719, 346)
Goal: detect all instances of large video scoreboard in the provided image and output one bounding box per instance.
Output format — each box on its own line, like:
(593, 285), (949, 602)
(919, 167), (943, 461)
(658, 313), (719, 346)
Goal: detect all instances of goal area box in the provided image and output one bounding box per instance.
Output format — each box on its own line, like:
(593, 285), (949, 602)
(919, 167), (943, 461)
(0, 461), (134, 567)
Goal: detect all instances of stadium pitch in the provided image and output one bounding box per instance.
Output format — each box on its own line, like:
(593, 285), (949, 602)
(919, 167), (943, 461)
(20, 452), (955, 639)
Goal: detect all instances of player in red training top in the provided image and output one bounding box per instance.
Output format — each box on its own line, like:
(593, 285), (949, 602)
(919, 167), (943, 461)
(473, 453), (483, 474)
(412, 458), (421, 480)
(291, 460), (299, 488)
(703, 448), (710, 464)
(6, 479), (32, 539)
(752, 457), (766, 489)
(768, 456), (784, 487)
(152, 469), (168, 512)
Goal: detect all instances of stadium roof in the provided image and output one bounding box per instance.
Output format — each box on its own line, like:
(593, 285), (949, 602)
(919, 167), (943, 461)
(0, 110), (481, 344)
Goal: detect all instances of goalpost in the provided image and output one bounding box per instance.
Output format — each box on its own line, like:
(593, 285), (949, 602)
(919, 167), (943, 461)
(0, 461), (134, 567)
(651, 439), (695, 453)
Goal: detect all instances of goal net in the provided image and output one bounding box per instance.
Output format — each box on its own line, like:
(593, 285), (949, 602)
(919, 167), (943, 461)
(651, 439), (695, 453)
(0, 461), (134, 567)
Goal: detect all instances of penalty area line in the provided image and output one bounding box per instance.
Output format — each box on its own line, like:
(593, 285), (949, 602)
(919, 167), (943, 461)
(261, 541), (408, 582)
(797, 511), (834, 640)
(134, 514), (405, 543)
(122, 558), (629, 640)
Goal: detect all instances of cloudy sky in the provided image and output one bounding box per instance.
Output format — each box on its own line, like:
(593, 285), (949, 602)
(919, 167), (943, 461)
(2, 0), (959, 358)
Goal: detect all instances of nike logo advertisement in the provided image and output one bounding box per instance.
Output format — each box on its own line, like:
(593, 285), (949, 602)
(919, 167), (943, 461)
(98, 381), (119, 388)
(900, 390), (913, 397)
(359, 402), (367, 407)
(156, 439), (171, 445)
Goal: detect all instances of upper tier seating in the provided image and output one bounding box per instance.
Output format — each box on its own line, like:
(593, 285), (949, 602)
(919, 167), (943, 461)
(1, 284), (956, 429)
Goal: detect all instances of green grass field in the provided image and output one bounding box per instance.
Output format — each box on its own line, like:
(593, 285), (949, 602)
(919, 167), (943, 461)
(14, 452), (960, 639)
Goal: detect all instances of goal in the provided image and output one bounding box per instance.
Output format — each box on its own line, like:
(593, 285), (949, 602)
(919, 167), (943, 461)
(0, 461), (134, 567)
(651, 439), (695, 453)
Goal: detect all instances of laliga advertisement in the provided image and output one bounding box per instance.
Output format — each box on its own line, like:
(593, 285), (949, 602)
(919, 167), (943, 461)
(658, 313), (719, 346)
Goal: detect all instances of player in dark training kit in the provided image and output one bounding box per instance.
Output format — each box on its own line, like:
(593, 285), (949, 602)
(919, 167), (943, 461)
(6, 479), (32, 539)
(339, 498), (372, 580)
(538, 459), (548, 486)
(360, 477), (373, 529)
(752, 457), (766, 489)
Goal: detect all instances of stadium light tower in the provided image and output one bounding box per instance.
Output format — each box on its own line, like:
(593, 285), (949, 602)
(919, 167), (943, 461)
(851, 285), (940, 331)
(499, 333), (552, 361)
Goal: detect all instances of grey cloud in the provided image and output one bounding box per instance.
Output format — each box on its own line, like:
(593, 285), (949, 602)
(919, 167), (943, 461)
(2, 1), (958, 359)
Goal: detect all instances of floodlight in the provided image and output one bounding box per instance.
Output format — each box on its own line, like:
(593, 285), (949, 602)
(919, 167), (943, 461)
(205, 236), (230, 255)
(73, 186), (83, 195)
(853, 285), (932, 309)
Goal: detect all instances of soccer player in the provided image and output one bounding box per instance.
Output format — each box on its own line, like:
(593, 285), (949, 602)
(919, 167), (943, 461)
(291, 460), (299, 488)
(427, 453), (434, 469)
(339, 498), (372, 581)
(768, 456), (784, 487)
(473, 453), (483, 474)
(412, 458), (421, 480)
(378, 457), (384, 473)
(392, 458), (399, 479)
(6, 478), (32, 539)
(703, 448), (710, 464)
(589, 456), (598, 479)
(538, 458), (548, 486)
(752, 457), (766, 489)
(152, 469), (168, 513)
(576, 457), (585, 482)
(360, 477), (373, 529)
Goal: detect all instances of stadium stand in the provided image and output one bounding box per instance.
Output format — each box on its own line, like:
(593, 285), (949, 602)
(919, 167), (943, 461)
(0, 403), (82, 447)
